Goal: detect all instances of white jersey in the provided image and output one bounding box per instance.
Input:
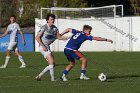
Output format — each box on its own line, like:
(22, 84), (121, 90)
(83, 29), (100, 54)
(7, 22), (20, 42)
(39, 23), (59, 46)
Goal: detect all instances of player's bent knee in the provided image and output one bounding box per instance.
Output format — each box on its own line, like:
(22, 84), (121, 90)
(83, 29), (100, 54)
(6, 56), (10, 59)
(81, 57), (87, 63)
(69, 63), (75, 67)
(6, 50), (11, 56)
(84, 58), (88, 62)
(48, 65), (54, 69)
(43, 51), (51, 58)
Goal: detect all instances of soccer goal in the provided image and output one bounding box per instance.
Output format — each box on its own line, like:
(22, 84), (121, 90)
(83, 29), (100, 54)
(40, 5), (123, 19)
(35, 5), (130, 52)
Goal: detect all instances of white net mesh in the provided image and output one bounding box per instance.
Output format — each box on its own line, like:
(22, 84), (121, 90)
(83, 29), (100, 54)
(40, 5), (123, 19)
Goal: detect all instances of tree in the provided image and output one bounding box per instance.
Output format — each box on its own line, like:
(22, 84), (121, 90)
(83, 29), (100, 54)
(86, 0), (134, 16)
(129, 0), (140, 15)
(1, 0), (88, 27)
(57, 0), (88, 8)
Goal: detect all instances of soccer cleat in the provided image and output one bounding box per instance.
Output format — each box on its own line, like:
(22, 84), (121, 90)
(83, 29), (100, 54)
(0, 65), (6, 69)
(80, 75), (90, 80)
(19, 65), (26, 68)
(35, 76), (41, 81)
(60, 76), (68, 81)
(51, 78), (56, 81)
(51, 77), (56, 81)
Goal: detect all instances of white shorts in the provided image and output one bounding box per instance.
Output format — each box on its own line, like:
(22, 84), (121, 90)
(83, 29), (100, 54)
(8, 42), (18, 51)
(39, 46), (51, 58)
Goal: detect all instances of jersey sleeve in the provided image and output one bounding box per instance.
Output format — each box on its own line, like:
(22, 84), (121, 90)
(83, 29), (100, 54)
(39, 25), (46, 35)
(54, 27), (59, 33)
(7, 25), (10, 32)
(54, 25), (59, 32)
(16, 24), (21, 31)
(86, 35), (93, 41)
(72, 29), (77, 34)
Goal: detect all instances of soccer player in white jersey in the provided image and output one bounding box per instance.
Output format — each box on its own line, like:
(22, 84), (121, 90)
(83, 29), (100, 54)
(35, 14), (66, 81)
(0, 15), (26, 68)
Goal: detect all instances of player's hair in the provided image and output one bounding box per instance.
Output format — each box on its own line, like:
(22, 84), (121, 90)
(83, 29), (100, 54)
(46, 13), (56, 21)
(10, 15), (16, 19)
(10, 15), (16, 23)
(83, 25), (92, 31)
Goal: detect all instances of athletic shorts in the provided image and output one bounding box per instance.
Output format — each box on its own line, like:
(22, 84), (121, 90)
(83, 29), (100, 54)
(8, 42), (18, 51)
(64, 48), (84, 62)
(39, 45), (51, 58)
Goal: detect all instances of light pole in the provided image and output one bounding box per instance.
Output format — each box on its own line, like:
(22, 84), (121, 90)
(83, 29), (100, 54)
(53, 0), (57, 7)
(19, 0), (24, 18)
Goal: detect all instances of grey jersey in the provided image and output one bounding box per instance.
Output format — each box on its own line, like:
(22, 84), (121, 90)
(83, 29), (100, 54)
(7, 22), (20, 42)
(39, 23), (59, 46)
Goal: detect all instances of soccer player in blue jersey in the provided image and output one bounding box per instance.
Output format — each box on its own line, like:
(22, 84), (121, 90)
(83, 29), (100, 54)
(60, 25), (113, 81)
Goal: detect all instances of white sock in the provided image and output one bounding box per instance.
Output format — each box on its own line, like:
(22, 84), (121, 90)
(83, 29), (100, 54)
(81, 73), (85, 77)
(39, 65), (54, 78)
(49, 65), (54, 80)
(4, 56), (10, 67)
(62, 73), (66, 77)
(18, 56), (26, 65)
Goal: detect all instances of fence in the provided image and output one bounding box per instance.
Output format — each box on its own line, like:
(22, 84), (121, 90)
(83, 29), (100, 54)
(0, 33), (34, 52)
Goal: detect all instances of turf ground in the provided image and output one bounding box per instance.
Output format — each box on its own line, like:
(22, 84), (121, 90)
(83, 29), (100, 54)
(0, 52), (140, 93)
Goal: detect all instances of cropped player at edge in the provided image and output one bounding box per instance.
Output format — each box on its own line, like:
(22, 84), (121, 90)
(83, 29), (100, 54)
(35, 14), (67, 81)
(60, 25), (113, 81)
(0, 15), (26, 68)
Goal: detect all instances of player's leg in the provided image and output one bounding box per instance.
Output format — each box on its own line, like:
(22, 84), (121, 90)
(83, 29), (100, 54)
(61, 61), (75, 81)
(60, 49), (75, 81)
(36, 46), (55, 81)
(46, 54), (55, 81)
(74, 51), (90, 80)
(36, 54), (55, 81)
(0, 42), (16, 68)
(14, 48), (26, 68)
(0, 50), (11, 68)
(79, 57), (90, 80)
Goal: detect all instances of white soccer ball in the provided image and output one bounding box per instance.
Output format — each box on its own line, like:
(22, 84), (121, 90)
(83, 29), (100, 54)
(98, 73), (107, 82)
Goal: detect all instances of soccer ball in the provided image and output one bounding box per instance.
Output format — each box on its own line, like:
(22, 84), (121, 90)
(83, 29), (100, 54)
(98, 73), (107, 82)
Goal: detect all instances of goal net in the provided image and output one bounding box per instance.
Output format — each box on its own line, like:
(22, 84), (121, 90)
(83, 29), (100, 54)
(35, 5), (129, 52)
(40, 5), (123, 19)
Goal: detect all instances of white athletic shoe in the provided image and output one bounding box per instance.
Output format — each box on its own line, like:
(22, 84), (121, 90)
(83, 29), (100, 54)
(60, 76), (68, 81)
(0, 65), (6, 69)
(35, 76), (41, 81)
(80, 75), (90, 80)
(51, 78), (56, 81)
(19, 65), (26, 68)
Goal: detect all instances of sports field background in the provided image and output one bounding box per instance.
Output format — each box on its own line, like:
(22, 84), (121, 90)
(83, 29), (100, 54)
(0, 52), (140, 93)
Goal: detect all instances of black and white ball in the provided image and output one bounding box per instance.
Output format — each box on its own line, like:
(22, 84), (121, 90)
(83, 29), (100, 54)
(98, 73), (107, 82)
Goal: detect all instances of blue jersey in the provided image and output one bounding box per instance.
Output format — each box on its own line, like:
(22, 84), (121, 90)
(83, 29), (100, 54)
(65, 29), (93, 50)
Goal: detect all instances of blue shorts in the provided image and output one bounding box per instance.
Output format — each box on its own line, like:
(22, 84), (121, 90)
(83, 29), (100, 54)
(64, 48), (84, 62)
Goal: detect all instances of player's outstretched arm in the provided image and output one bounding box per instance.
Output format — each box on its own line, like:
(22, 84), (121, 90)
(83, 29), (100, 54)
(93, 37), (113, 43)
(56, 32), (69, 40)
(61, 28), (72, 36)
(0, 29), (9, 38)
(57, 28), (72, 40)
(19, 30), (26, 45)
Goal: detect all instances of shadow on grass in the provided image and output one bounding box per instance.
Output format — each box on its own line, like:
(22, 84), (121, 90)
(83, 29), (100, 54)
(108, 74), (140, 79)
(55, 63), (68, 66)
(74, 77), (93, 80)
(72, 74), (140, 82)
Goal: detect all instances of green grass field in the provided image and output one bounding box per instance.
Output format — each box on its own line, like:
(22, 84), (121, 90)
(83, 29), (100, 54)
(0, 52), (140, 93)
